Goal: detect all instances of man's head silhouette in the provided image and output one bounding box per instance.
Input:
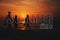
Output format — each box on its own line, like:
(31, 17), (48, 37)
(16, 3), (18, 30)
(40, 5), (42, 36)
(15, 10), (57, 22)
(26, 15), (29, 17)
(8, 12), (11, 16)
(15, 15), (17, 18)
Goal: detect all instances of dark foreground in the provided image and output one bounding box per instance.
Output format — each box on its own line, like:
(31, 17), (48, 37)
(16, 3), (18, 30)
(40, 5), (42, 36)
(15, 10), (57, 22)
(0, 24), (60, 40)
(0, 29), (60, 40)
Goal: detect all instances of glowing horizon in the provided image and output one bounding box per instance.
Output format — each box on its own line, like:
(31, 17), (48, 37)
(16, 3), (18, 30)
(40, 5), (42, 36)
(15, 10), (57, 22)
(0, 0), (59, 21)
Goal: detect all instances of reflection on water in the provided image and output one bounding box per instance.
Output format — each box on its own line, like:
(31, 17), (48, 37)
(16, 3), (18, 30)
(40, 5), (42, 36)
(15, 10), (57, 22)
(17, 23), (53, 30)
(18, 23), (26, 30)
(0, 21), (53, 30)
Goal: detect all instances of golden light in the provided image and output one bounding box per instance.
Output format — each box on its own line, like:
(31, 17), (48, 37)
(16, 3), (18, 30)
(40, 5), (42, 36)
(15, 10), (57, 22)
(22, 14), (26, 18)
(19, 12), (28, 19)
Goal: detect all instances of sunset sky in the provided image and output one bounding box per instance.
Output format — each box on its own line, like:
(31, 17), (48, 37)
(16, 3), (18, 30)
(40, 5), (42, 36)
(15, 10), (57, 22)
(0, 0), (59, 20)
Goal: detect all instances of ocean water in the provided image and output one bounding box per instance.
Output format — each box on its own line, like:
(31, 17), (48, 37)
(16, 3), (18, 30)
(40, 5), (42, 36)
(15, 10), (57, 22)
(0, 22), (53, 30)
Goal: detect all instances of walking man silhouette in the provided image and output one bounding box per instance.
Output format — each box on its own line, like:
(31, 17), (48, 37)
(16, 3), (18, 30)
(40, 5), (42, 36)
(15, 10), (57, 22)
(25, 15), (30, 30)
(13, 15), (18, 30)
(5, 11), (12, 30)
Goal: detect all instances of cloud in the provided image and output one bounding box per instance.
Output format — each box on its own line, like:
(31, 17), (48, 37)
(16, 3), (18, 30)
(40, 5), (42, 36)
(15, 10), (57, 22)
(0, 0), (59, 7)
(0, 0), (59, 11)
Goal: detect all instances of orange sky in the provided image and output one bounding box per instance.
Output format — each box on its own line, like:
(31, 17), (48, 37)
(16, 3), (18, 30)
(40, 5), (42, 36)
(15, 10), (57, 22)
(0, 0), (59, 21)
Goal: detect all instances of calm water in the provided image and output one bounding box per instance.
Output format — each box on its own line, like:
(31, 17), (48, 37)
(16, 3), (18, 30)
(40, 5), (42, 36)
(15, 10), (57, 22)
(0, 22), (53, 30)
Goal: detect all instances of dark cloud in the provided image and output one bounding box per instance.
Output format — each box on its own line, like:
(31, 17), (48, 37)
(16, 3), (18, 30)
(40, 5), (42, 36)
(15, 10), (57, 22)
(0, 0), (59, 10)
(0, 0), (23, 3)
(0, 0), (59, 7)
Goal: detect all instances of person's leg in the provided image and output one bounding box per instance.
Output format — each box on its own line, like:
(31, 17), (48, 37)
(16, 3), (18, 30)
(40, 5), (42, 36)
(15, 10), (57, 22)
(27, 24), (30, 30)
(8, 24), (12, 31)
(15, 24), (18, 30)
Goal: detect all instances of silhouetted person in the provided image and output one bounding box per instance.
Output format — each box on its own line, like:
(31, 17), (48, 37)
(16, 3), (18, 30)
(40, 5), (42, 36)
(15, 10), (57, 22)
(13, 15), (18, 30)
(5, 12), (12, 30)
(25, 15), (30, 30)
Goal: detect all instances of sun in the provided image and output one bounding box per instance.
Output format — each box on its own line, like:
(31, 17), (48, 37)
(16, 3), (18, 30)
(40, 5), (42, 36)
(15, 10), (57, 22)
(18, 12), (29, 21)
(22, 14), (26, 18)
(20, 12), (28, 19)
